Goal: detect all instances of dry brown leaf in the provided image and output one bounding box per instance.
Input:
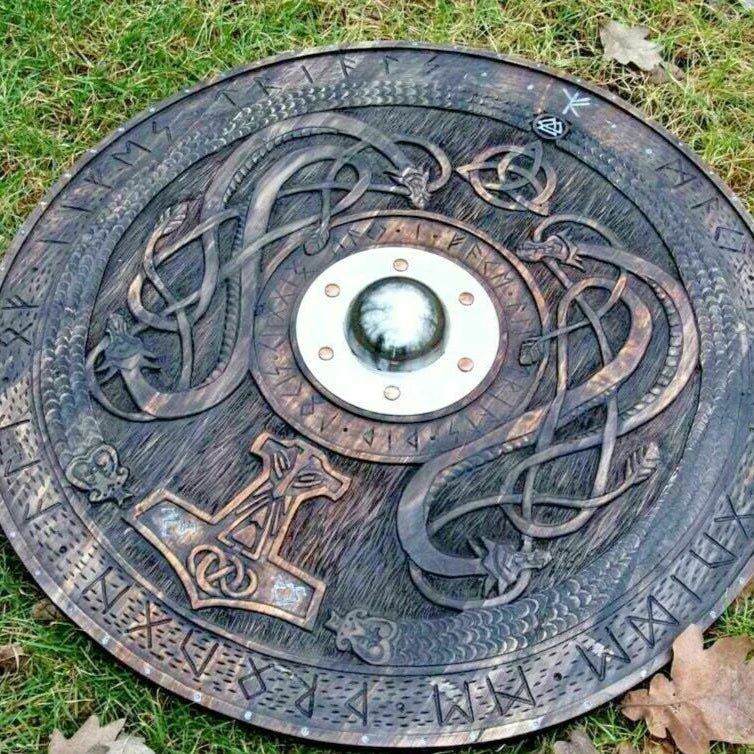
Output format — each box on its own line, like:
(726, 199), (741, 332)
(622, 624), (754, 754)
(90, 735), (156, 754)
(600, 21), (664, 72)
(32, 597), (64, 623)
(0, 642), (28, 674)
(48, 716), (156, 754)
(49, 716), (125, 754)
(553, 729), (599, 754)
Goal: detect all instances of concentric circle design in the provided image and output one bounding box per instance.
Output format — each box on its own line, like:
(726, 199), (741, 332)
(252, 212), (544, 462)
(0, 44), (753, 750)
(295, 246), (501, 417)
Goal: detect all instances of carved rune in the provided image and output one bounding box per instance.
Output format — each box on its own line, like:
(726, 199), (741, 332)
(127, 433), (350, 629)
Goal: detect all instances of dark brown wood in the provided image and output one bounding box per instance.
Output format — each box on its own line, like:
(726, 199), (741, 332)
(1, 43), (754, 748)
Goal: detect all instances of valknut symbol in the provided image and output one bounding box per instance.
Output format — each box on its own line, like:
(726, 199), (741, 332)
(532, 113), (569, 140)
(127, 433), (350, 629)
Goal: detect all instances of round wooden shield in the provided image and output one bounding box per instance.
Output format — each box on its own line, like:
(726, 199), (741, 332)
(2, 43), (754, 748)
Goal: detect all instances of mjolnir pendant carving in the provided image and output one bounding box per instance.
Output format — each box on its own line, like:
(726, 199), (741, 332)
(1, 43), (753, 748)
(128, 433), (349, 628)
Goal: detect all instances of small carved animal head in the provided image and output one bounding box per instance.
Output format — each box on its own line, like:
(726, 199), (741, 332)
(289, 452), (350, 501)
(391, 165), (432, 209)
(325, 608), (397, 664)
(479, 538), (551, 594)
(253, 433), (351, 504)
(101, 313), (158, 373)
(518, 337), (547, 367)
(517, 235), (584, 270)
(65, 443), (131, 505)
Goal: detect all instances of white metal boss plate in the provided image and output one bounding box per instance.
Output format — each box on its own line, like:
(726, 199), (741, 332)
(294, 246), (501, 417)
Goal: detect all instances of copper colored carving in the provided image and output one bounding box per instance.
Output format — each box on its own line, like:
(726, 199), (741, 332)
(1, 44), (754, 748)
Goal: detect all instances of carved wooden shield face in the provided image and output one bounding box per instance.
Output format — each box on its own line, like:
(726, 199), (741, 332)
(2, 44), (754, 748)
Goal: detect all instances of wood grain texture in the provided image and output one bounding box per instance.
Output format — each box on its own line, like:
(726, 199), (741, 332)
(0, 43), (753, 748)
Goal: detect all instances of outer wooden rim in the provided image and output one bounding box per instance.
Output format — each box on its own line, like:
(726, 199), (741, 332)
(1, 42), (753, 748)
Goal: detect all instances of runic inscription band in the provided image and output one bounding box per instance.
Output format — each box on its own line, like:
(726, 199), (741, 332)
(1, 44), (753, 749)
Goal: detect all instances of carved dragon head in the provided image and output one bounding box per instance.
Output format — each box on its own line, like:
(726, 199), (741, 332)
(517, 234), (585, 270)
(391, 165), (432, 209)
(100, 313), (158, 373)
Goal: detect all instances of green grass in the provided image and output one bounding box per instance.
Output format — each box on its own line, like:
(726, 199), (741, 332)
(1, 0), (753, 752)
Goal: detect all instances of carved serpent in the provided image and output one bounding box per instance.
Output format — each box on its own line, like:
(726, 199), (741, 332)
(41, 79), (740, 669)
(328, 106), (737, 667)
(85, 112), (447, 420)
(396, 217), (698, 608)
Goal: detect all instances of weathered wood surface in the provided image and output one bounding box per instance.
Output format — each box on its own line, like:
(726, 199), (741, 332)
(1, 43), (754, 748)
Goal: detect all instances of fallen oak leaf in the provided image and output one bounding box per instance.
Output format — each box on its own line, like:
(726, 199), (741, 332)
(48, 716), (156, 754)
(90, 734), (156, 754)
(553, 729), (599, 754)
(0, 642), (28, 674)
(622, 624), (754, 754)
(600, 21), (664, 72)
(48, 716), (125, 754)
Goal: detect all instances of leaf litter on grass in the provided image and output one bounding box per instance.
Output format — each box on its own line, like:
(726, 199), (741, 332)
(622, 625), (754, 754)
(48, 716), (155, 754)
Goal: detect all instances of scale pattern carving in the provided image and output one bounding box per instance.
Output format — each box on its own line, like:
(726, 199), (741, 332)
(2, 47), (750, 748)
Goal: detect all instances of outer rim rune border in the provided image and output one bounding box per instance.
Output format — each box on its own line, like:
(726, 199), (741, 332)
(1, 43), (753, 748)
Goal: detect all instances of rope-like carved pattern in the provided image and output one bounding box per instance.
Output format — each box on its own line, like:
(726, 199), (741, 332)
(39, 78), (743, 668)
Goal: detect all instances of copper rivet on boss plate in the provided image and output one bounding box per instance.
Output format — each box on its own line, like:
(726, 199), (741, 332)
(318, 346), (334, 361)
(384, 385), (400, 400)
(393, 258), (409, 272)
(458, 357), (474, 372)
(325, 283), (340, 298)
(459, 291), (475, 306)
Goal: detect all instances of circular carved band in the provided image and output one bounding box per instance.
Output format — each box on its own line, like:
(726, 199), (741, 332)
(0, 44), (752, 749)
